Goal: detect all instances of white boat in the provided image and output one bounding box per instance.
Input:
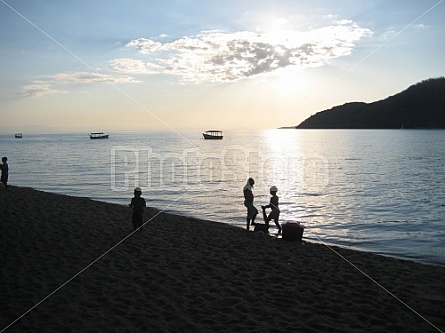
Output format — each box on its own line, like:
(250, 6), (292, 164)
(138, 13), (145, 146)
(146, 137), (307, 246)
(202, 130), (223, 140)
(89, 132), (109, 139)
(15, 133), (23, 138)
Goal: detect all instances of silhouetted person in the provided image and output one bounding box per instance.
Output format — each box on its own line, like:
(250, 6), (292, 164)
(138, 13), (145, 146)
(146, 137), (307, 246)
(129, 187), (146, 231)
(243, 177), (258, 230)
(1, 157), (8, 189)
(262, 186), (281, 234)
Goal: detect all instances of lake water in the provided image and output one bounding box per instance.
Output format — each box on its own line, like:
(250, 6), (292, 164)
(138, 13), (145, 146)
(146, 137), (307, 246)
(1, 129), (444, 266)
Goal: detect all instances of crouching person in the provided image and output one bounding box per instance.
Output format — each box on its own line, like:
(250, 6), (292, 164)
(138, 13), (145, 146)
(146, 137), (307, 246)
(262, 186), (281, 234)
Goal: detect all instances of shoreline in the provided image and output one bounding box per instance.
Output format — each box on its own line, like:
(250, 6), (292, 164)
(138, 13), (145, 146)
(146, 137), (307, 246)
(94, 197), (444, 268)
(1, 186), (444, 332)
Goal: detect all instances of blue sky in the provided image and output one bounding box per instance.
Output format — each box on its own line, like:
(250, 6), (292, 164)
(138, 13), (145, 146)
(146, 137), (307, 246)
(0, 0), (444, 133)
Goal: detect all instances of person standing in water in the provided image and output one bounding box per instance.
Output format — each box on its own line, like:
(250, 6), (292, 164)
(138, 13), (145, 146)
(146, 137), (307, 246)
(243, 177), (258, 230)
(262, 186), (281, 234)
(130, 187), (146, 231)
(1, 157), (8, 189)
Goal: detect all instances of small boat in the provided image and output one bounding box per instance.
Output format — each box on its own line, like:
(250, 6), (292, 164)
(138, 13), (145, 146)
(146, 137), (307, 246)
(202, 130), (223, 140)
(15, 133), (23, 139)
(89, 132), (109, 139)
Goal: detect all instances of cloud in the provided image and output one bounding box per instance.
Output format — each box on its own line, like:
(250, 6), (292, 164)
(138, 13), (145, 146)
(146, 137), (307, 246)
(415, 24), (427, 29)
(110, 58), (162, 74)
(22, 81), (63, 97)
(123, 21), (372, 83)
(52, 72), (139, 84)
(22, 72), (139, 97)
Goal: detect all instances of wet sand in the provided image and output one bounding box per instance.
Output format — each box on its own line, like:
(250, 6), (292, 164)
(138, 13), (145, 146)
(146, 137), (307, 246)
(1, 186), (444, 332)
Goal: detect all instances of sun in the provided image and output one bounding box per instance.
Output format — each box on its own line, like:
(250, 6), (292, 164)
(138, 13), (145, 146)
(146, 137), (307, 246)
(269, 17), (289, 31)
(269, 68), (308, 95)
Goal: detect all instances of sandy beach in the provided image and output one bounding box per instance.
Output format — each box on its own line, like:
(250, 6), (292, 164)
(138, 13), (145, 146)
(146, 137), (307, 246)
(1, 186), (444, 332)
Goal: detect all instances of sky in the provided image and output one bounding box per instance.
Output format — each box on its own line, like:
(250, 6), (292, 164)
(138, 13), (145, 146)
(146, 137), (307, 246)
(0, 0), (444, 134)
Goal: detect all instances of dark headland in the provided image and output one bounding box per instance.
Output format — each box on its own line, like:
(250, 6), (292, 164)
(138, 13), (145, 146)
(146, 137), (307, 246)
(290, 77), (445, 129)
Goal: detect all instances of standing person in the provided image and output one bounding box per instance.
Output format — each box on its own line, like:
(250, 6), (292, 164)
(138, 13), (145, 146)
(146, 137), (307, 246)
(262, 186), (281, 234)
(129, 187), (146, 231)
(243, 177), (258, 230)
(1, 157), (8, 189)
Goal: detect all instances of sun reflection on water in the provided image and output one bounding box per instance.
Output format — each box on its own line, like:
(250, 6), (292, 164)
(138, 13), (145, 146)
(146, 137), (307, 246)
(259, 129), (330, 227)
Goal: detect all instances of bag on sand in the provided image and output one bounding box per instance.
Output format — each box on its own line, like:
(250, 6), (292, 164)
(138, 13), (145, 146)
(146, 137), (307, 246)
(253, 224), (269, 233)
(282, 222), (304, 241)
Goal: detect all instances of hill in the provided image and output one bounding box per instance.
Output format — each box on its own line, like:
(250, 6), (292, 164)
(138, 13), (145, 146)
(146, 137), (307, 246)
(295, 77), (445, 129)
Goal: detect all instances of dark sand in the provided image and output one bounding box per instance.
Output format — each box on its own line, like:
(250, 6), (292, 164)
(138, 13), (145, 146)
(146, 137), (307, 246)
(1, 186), (444, 332)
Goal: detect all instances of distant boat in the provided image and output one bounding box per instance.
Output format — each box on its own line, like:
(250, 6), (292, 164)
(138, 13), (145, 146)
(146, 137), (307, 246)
(202, 130), (223, 140)
(89, 132), (109, 139)
(15, 133), (23, 138)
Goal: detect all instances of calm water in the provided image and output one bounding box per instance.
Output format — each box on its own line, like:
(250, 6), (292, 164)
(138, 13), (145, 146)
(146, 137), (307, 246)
(1, 130), (444, 265)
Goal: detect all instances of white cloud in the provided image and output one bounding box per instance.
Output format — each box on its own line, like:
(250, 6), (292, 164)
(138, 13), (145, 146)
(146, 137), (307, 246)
(22, 72), (139, 97)
(22, 81), (63, 97)
(52, 72), (139, 84)
(110, 58), (162, 74)
(123, 21), (372, 82)
(126, 38), (163, 53)
(324, 14), (338, 19)
(335, 19), (354, 25)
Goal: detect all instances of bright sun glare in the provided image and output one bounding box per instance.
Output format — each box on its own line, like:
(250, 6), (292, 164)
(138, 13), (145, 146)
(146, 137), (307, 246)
(254, 16), (309, 94)
(270, 69), (308, 95)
